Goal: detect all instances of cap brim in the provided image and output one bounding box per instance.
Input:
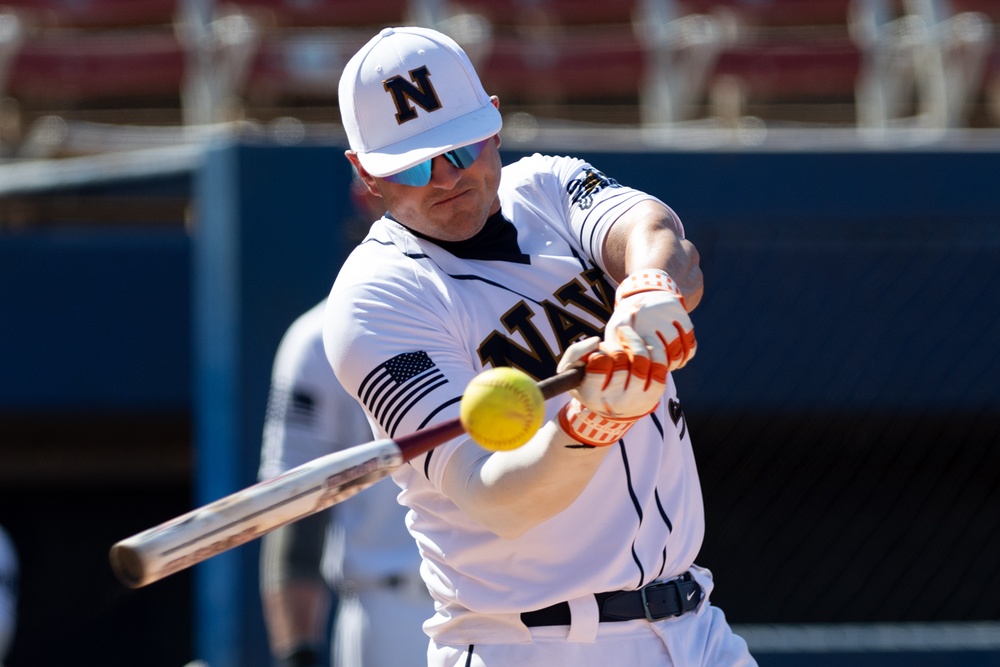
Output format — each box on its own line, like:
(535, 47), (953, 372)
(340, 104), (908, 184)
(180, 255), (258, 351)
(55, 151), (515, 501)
(355, 103), (503, 178)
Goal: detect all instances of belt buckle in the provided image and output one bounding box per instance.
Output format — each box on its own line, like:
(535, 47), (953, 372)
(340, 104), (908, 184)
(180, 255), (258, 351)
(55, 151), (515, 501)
(639, 578), (684, 622)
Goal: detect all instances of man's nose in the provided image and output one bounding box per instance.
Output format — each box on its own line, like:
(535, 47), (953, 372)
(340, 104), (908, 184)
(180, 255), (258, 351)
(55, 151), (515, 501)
(428, 154), (462, 187)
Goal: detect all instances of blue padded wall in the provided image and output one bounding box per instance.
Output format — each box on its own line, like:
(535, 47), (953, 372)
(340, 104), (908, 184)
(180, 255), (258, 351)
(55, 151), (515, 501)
(192, 140), (354, 667)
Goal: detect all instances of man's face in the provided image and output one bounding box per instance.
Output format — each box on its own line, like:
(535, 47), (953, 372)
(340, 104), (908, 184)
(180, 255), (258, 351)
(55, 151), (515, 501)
(349, 134), (503, 243)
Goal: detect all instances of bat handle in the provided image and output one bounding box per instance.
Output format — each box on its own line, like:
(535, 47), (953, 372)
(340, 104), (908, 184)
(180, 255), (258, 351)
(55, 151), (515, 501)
(397, 418), (466, 462)
(537, 364), (585, 400)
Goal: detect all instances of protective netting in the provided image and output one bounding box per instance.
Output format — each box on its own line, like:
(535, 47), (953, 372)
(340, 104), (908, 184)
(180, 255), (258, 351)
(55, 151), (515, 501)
(678, 206), (1000, 625)
(693, 408), (1000, 623)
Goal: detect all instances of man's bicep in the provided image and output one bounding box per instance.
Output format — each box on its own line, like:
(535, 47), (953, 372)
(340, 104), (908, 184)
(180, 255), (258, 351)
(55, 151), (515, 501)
(326, 308), (479, 441)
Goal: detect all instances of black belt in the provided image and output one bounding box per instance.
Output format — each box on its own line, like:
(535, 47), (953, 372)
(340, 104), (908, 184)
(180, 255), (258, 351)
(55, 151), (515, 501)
(520, 573), (702, 627)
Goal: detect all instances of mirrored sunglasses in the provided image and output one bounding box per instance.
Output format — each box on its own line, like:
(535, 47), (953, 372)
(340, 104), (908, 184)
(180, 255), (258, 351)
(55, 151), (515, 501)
(383, 138), (491, 187)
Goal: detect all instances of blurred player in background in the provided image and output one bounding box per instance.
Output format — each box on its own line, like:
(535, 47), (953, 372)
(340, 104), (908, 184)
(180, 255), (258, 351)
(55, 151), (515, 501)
(0, 525), (17, 667)
(259, 301), (432, 667)
(324, 25), (756, 667)
(258, 172), (432, 667)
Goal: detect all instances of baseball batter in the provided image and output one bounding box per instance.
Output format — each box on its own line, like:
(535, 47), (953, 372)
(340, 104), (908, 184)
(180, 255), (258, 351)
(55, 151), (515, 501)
(324, 26), (757, 666)
(259, 301), (432, 667)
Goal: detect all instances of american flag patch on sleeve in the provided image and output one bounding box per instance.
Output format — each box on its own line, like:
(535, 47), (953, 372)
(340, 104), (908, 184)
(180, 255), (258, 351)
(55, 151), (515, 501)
(359, 351), (448, 436)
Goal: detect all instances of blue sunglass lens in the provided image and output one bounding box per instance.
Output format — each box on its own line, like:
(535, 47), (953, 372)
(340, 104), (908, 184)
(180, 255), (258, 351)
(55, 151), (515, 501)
(443, 139), (489, 169)
(384, 161), (432, 186)
(384, 138), (490, 186)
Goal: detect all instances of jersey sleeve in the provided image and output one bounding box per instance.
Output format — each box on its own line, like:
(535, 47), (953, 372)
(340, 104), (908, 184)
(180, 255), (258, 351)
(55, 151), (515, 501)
(508, 153), (683, 276)
(323, 245), (483, 486)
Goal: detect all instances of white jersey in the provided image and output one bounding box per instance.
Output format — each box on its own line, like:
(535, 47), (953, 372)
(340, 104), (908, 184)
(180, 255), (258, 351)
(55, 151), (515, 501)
(324, 154), (706, 643)
(260, 302), (420, 586)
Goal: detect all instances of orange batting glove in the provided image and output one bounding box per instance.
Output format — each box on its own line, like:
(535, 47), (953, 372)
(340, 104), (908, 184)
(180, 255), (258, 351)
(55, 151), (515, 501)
(605, 269), (696, 372)
(556, 327), (669, 447)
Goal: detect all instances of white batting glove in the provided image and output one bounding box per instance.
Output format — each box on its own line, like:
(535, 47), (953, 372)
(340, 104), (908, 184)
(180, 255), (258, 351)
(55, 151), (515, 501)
(605, 269), (696, 372)
(555, 328), (669, 447)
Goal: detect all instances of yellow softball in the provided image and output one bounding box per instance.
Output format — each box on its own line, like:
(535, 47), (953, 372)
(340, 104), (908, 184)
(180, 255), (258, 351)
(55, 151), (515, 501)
(460, 367), (545, 451)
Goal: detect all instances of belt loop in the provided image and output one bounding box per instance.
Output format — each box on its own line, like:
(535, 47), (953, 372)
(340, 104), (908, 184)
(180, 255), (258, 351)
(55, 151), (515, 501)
(565, 595), (599, 643)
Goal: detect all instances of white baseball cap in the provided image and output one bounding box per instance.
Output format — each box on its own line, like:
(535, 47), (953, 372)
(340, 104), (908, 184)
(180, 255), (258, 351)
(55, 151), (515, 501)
(338, 26), (502, 178)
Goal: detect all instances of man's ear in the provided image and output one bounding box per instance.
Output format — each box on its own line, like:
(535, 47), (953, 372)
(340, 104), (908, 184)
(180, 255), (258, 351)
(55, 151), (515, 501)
(490, 96), (501, 148)
(345, 151), (381, 197)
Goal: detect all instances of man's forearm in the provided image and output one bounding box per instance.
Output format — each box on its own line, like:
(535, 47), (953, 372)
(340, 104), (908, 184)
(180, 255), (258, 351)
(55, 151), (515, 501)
(260, 515), (330, 658)
(441, 421), (612, 539)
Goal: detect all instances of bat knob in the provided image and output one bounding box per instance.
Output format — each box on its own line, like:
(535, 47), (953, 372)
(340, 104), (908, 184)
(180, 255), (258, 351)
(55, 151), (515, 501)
(109, 542), (146, 589)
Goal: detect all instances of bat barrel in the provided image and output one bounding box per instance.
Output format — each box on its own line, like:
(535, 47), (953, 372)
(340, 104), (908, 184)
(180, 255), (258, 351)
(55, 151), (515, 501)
(109, 439), (404, 588)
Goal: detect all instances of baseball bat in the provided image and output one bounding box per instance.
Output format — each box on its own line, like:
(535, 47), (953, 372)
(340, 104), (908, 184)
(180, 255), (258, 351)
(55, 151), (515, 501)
(109, 365), (585, 589)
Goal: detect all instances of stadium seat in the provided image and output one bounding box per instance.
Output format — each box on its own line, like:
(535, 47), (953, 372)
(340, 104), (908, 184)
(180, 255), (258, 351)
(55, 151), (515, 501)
(446, 0), (874, 127)
(710, 42), (862, 109)
(989, 49), (1000, 126)
(1, 4), (260, 151)
(453, 0), (645, 114)
(234, 0), (453, 120)
(852, 0), (994, 128)
(949, 0), (1000, 125)
(949, 0), (1000, 20)
(679, 0), (858, 29)
(0, 0), (178, 28)
(246, 30), (368, 103)
(0, 1), (188, 155)
(659, 0), (993, 128)
(671, 0), (863, 125)
(225, 0), (412, 28)
(451, 0), (639, 28)
(444, 0), (729, 126)
(6, 32), (185, 105)
(479, 32), (646, 105)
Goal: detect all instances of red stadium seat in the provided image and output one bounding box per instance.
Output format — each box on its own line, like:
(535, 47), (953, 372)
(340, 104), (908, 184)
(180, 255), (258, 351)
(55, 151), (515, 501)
(226, 0), (411, 27)
(949, 0), (1000, 21)
(685, 0), (865, 123)
(0, 0), (178, 28)
(451, 0), (868, 125)
(711, 41), (862, 102)
(678, 0), (857, 28)
(451, 0), (640, 27)
(6, 32), (185, 104)
(949, 0), (1000, 125)
(440, 0), (661, 123)
(477, 33), (647, 105)
(246, 31), (367, 101)
(234, 0), (418, 116)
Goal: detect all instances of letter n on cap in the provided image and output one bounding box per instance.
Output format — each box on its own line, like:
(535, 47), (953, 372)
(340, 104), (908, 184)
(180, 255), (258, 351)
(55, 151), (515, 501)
(383, 66), (441, 124)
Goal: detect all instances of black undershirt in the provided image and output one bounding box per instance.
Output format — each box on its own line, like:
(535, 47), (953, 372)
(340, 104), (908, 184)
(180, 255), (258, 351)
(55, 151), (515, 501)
(391, 210), (531, 264)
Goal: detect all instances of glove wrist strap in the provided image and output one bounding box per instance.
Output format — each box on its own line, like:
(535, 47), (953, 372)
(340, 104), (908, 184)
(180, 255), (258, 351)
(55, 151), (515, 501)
(558, 399), (637, 447)
(616, 268), (685, 308)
